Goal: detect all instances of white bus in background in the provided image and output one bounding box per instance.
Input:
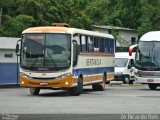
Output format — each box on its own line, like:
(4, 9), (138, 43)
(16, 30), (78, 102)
(129, 31), (160, 90)
(16, 23), (115, 96)
(114, 52), (135, 84)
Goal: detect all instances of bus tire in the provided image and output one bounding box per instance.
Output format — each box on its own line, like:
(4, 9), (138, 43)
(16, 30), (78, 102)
(148, 84), (157, 90)
(69, 77), (83, 96)
(105, 73), (110, 84)
(129, 80), (134, 84)
(92, 74), (105, 91)
(30, 88), (40, 95)
(105, 81), (110, 84)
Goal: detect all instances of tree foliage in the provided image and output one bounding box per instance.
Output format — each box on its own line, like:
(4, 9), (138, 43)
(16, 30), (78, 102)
(0, 0), (159, 37)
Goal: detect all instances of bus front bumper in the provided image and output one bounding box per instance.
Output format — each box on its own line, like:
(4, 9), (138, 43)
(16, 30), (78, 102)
(135, 76), (160, 84)
(20, 75), (75, 89)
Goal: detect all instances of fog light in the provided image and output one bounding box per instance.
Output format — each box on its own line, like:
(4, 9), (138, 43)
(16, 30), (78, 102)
(65, 81), (69, 85)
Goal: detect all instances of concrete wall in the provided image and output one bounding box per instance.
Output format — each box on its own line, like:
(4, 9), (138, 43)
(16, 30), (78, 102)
(0, 49), (17, 63)
(93, 28), (109, 34)
(0, 63), (19, 85)
(118, 30), (138, 47)
(92, 27), (138, 47)
(0, 49), (19, 84)
(0, 37), (20, 85)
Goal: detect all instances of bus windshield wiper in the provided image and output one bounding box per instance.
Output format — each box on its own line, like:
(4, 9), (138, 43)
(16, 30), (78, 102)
(45, 52), (59, 71)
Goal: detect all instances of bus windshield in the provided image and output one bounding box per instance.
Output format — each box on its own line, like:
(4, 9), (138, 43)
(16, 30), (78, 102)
(21, 33), (71, 71)
(135, 41), (160, 70)
(115, 58), (128, 67)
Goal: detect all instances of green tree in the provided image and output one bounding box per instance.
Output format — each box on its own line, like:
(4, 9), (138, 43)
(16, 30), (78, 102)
(4, 15), (35, 37)
(108, 0), (143, 29)
(68, 0), (93, 29)
(0, 0), (13, 26)
(0, 0), (160, 37)
(42, 0), (70, 23)
(138, 0), (160, 37)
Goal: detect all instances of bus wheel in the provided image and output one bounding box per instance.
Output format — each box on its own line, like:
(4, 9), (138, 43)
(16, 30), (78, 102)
(123, 77), (130, 84)
(30, 88), (40, 95)
(148, 84), (157, 90)
(92, 74), (105, 91)
(69, 77), (83, 96)
(105, 73), (110, 84)
(105, 81), (110, 84)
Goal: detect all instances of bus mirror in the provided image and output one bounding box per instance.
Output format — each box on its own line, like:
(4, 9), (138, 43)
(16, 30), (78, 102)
(15, 44), (19, 54)
(129, 48), (132, 56)
(15, 39), (21, 55)
(129, 44), (138, 56)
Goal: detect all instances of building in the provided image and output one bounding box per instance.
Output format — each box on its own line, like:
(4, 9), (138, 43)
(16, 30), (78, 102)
(92, 25), (138, 48)
(0, 37), (20, 85)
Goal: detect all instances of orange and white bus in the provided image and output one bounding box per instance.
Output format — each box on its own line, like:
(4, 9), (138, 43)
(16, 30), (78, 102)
(16, 23), (115, 96)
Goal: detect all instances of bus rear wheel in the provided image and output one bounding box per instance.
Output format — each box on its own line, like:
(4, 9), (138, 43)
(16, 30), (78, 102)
(30, 88), (40, 95)
(92, 74), (105, 91)
(69, 77), (83, 96)
(148, 84), (157, 90)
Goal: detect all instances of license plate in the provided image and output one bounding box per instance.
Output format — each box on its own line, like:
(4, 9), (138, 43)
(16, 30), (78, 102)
(40, 82), (48, 86)
(147, 79), (154, 83)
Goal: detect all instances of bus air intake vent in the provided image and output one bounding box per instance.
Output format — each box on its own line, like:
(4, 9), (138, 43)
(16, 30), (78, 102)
(52, 23), (70, 28)
(32, 77), (56, 80)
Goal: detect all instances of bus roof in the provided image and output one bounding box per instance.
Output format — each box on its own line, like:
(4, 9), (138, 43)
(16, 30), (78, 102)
(22, 26), (114, 39)
(140, 31), (160, 41)
(22, 26), (69, 33)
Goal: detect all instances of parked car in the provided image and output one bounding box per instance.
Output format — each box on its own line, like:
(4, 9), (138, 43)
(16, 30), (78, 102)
(114, 52), (135, 84)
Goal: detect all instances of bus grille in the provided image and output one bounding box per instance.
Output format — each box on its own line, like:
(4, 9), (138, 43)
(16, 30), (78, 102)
(31, 77), (56, 80)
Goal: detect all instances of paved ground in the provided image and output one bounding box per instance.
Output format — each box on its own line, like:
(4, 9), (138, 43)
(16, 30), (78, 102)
(0, 83), (160, 115)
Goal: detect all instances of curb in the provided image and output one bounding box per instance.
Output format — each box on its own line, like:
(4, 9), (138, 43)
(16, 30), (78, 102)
(0, 84), (20, 88)
(133, 83), (142, 86)
(109, 82), (142, 86)
(121, 84), (130, 86)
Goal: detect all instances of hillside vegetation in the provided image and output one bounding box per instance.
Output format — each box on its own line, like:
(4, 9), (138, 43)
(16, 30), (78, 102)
(0, 0), (159, 37)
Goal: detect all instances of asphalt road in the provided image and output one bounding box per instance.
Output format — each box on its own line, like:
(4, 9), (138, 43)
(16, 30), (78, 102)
(0, 84), (160, 119)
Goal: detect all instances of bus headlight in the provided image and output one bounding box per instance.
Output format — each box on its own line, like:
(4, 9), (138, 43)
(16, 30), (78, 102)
(56, 73), (71, 80)
(20, 73), (32, 79)
(65, 81), (69, 85)
(21, 81), (25, 84)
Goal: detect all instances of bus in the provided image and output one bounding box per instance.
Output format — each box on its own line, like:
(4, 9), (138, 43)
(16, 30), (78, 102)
(16, 23), (115, 95)
(129, 31), (160, 90)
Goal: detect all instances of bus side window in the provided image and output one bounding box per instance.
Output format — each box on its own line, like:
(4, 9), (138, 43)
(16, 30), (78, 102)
(88, 36), (94, 52)
(85, 36), (89, 52)
(100, 37), (105, 52)
(93, 37), (99, 52)
(80, 35), (87, 52)
(108, 39), (114, 53)
(73, 34), (80, 66)
(104, 38), (109, 53)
